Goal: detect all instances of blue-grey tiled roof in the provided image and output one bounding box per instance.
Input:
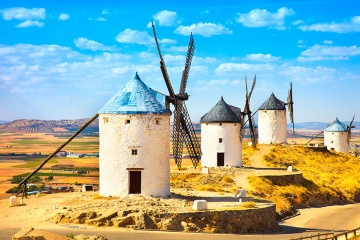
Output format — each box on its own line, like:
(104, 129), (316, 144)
(258, 93), (285, 110)
(98, 72), (171, 115)
(200, 97), (241, 123)
(324, 118), (348, 132)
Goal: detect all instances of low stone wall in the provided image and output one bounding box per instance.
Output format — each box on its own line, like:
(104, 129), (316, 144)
(262, 172), (303, 186)
(53, 204), (278, 234)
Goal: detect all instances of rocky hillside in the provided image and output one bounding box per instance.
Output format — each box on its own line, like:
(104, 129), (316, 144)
(0, 119), (99, 133)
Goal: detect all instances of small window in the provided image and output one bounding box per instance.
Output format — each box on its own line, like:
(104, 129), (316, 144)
(234, 123), (237, 126)
(126, 119), (131, 124)
(132, 149), (138, 155)
(156, 119), (160, 125)
(219, 138), (223, 143)
(331, 141), (333, 143)
(219, 123), (222, 126)
(103, 117), (108, 124)
(332, 133), (334, 134)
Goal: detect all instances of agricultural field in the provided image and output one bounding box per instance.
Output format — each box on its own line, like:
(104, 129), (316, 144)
(0, 132), (99, 200)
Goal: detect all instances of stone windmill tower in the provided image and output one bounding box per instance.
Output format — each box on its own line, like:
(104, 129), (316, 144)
(258, 93), (287, 144)
(324, 118), (353, 153)
(200, 97), (242, 167)
(98, 72), (171, 197)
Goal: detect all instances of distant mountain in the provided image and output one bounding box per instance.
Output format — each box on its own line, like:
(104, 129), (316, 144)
(288, 121), (360, 130)
(0, 118), (99, 134)
(1, 119), (358, 133)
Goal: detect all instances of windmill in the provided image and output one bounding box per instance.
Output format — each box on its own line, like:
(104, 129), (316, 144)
(239, 75), (257, 149)
(151, 22), (201, 170)
(286, 82), (295, 135)
(347, 114), (356, 145)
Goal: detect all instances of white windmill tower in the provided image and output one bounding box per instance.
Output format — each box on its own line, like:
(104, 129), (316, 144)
(324, 117), (355, 153)
(200, 97), (242, 168)
(98, 72), (171, 197)
(257, 84), (294, 144)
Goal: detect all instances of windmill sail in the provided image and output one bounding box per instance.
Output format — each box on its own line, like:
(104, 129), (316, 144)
(152, 23), (201, 170)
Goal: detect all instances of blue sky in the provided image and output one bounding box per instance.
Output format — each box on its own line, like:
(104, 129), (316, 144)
(0, 0), (359, 123)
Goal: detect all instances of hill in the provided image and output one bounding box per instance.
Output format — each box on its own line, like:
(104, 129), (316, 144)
(0, 119), (99, 134)
(0, 118), (358, 134)
(289, 121), (360, 130)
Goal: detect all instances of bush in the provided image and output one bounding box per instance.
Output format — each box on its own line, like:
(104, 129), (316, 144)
(222, 175), (234, 183)
(197, 185), (225, 192)
(11, 176), (23, 184)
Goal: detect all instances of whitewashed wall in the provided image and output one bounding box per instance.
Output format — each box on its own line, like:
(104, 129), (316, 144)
(258, 110), (287, 144)
(99, 113), (170, 197)
(324, 131), (349, 153)
(201, 123), (242, 168)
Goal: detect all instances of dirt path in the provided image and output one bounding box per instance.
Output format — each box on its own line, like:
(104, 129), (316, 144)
(249, 144), (273, 168)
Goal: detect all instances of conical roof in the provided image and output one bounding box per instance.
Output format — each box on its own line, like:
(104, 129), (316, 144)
(200, 97), (241, 123)
(324, 118), (348, 132)
(258, 93), (285, 110)
(98, 72), (170, 115)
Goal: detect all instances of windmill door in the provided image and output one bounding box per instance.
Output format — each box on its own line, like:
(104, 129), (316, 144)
(217, 153), (225, 166)
(129, 171), (141, 194)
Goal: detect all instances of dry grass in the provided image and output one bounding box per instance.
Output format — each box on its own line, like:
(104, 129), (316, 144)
(221, 175), (234, 183)
(241, 144), (257, 166)
(196, 185), (225, 192)
(241, 202), (256, 208)
(249, 145), (360, 212)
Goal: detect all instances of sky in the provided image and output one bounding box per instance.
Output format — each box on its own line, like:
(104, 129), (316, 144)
(0, 0), (359, 123)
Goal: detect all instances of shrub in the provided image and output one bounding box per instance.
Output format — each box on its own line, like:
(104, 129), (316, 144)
(197, 185), (225, 192)
(221, 175), (234, 183)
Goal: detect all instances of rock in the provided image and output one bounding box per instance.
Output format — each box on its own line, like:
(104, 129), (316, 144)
(9, 196), (20, 207)
(87, 209), (118, 226)
(86, 211), (97, 219)
(55, 213), (64, 223)
(111, 216), (135, 227)
(192, 200), (208, 210)
(74, 234), (108, 240)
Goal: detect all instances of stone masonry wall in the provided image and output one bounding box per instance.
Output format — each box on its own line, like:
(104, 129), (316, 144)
(262, 172), (303, 186)
(53, 204), (278, 234)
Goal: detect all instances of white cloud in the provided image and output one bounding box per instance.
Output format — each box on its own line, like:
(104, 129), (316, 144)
(323, 40), (333, 45)
(299, 16), (360, 33)
(153, 10), (178, 26)
(116, 29), (175, 45)
(281, 66), (338, 83)
(97, 17), (106, 21)
(297, 40), (306, 48)
(59, 13), (69, 21)
(116, 29), (154, 45)
(2, 7), (45, 20)
(174, 22), (233, 37)
(102, 9), (109, 15)
(215, 63), (275, 73)
(73, 38), (114, 51)
(298, 44), (360, 62)
(246, 53), (280, 62)
(236, 7), (294, 30)
(16, 20), (44, 28)
(292, 20), (303, 25)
